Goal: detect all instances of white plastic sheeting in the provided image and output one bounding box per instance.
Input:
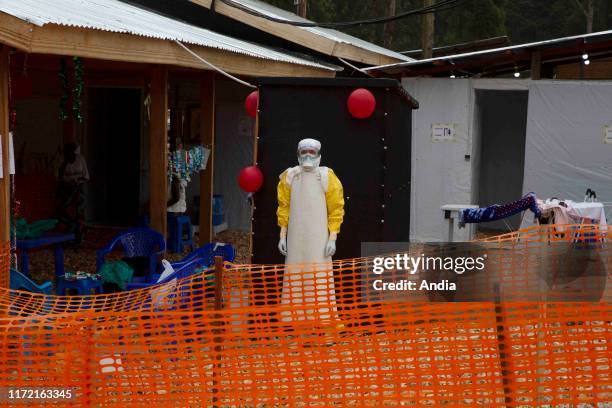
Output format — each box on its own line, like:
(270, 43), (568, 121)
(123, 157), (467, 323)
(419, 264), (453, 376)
(402, 78), (473, 242)
(522, 81), (612, 209)
(404, 78), (612, 242)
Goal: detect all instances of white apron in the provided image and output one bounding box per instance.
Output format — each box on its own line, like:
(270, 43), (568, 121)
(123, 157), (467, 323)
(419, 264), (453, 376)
(280, 168), (338, 323)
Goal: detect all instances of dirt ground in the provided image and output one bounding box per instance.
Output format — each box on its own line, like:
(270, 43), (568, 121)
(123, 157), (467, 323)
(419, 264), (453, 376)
(22, 226), (251, 287)
(20, 225), (504, 290)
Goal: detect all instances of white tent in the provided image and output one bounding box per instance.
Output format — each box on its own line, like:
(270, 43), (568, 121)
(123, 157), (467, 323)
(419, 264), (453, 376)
(403, 78), (612, 242)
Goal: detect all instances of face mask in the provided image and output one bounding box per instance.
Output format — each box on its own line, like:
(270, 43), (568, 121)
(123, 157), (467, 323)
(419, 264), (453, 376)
(298, 152), (321, 171)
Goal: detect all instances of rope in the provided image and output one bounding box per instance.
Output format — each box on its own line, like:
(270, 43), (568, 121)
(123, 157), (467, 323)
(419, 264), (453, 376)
(338, 57), (374, 77)
(173, 40), (256, 89)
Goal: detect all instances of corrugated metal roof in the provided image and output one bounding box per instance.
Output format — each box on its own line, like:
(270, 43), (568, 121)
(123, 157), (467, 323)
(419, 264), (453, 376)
(0, 0), (339, 71)
(223, 0), (414, 63)
(364, 29), (612, 73)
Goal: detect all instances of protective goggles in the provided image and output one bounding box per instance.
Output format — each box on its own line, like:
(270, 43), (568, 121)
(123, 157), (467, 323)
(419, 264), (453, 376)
(297, 148), (320, 156)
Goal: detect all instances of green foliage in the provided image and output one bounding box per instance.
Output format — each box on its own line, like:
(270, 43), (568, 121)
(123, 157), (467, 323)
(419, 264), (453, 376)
(259, 0), (612, 51)
(435, 0), (506, 48)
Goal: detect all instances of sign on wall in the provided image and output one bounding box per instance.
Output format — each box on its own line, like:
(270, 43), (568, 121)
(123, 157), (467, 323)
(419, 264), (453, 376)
(604, 125), (612, 144)
(432, 124), (456, 142)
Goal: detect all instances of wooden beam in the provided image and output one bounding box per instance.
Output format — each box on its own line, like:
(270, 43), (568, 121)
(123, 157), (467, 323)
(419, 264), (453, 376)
(199, 72), (215, 244)
(0, 11), (335, 78)
(0, 46), (10, 287)
(149, 65), (168, 239)
(530, 50), (542, 79)
(386, 38), (612, 77)
(189, 0), (403, 66)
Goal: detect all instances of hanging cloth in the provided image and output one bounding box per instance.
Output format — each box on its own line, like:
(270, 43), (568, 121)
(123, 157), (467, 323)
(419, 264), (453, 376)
(460, 193), (541, 225)
(99, 260), (134, 291)
(14, 218), (58, 240)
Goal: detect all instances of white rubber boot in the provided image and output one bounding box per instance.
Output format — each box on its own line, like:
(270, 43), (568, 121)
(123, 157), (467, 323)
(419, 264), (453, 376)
(167, 180), (188, 213)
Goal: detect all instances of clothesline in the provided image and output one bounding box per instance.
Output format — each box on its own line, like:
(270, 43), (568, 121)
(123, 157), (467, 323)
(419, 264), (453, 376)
(460, 193), (608, 227)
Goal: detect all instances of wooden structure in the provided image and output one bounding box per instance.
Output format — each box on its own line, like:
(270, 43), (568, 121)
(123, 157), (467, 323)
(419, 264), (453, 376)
(555, 56), (612, 79)
(0, 11), (334, 78)
(188, 0), (411, 66)
(364, 29), (612, 79)
(0, 46), (9, 243)
(0, 0), (348, 285)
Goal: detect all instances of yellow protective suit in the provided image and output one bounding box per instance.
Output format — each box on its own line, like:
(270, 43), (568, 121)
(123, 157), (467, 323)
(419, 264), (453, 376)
(277, 167), (344, 233)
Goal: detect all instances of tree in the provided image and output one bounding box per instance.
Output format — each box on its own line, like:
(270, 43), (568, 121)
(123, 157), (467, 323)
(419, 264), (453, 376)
(573, 0), (595, 32)
(421, 0), (435, 58)
(384, 0), (397, 48)
(434, 0), (506, 47)
(259, 0), (611, 52)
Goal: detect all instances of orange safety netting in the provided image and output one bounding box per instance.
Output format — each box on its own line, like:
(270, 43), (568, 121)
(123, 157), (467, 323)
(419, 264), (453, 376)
(0, 224), (609, 406)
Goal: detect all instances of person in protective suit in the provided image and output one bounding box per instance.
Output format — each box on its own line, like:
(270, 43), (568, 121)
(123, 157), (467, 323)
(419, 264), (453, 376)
(276, 138), (344, 325)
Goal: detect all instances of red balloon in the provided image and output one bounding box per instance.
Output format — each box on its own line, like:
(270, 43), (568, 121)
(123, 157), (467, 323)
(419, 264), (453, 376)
(238, 165), (264, 193)
(244, 90), (259, 118)
(347, 88), (376, 119)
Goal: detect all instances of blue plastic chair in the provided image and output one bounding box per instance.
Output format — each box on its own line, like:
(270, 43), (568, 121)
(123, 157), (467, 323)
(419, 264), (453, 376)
(172, 242), (235, 270)
(9, 270), (55, 361)
(126, 257), (215, 318)
(126, 243), (234, 291)
(96, 227), (166, 283)
(10, 269), (53, 295)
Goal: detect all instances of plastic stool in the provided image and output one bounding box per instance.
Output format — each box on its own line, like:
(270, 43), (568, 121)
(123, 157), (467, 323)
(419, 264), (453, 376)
(212, 194), (224, 226)
(167, 213), (194, 254)
(56, 277), (103, 296)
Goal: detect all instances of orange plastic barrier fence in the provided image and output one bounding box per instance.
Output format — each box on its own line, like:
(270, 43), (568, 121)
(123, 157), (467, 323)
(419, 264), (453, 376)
(0, 224), (609, 407)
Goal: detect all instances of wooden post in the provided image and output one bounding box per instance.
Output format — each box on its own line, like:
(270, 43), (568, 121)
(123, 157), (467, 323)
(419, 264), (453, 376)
(0, 46), (11, 288)
(530, 51), (542, 80)
(199, 72), (215, 245)
(212, 255), (224, 407)
(383, 0), (396, 48)
(149, 65), (168, 238)
(420, 0), (435, 59)
(213, 255), (224, 311)
(493, 284), (513, 406)
(297, 0), (307, 18)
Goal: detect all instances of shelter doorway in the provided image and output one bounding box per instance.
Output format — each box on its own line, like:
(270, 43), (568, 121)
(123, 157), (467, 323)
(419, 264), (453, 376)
(85, 87), (142, 226)
(473, 90), (528, 231)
